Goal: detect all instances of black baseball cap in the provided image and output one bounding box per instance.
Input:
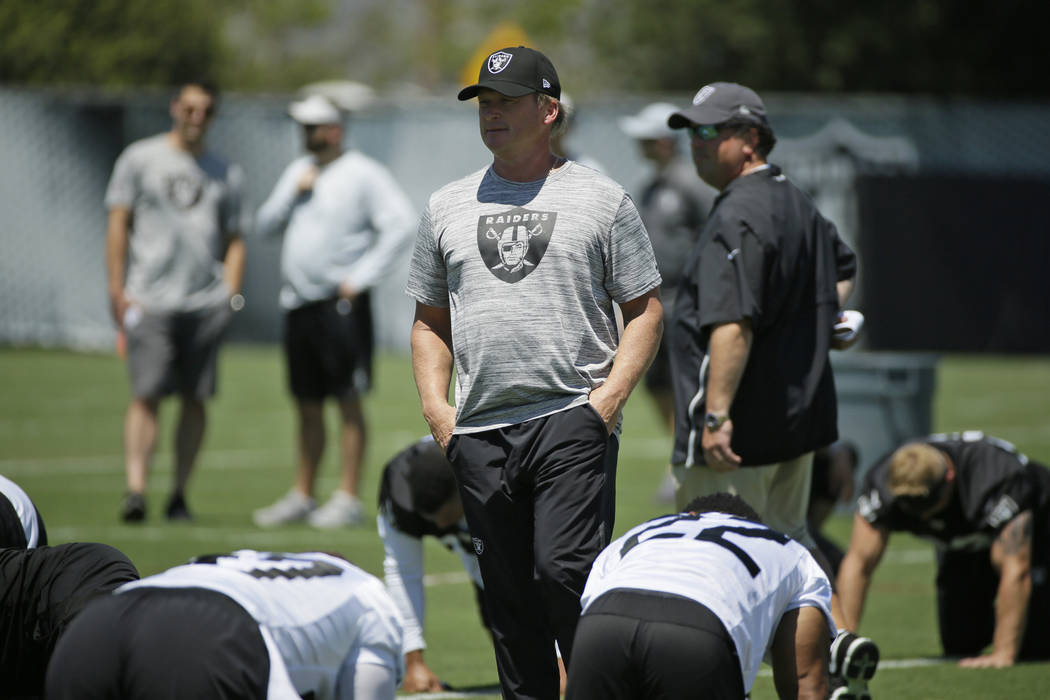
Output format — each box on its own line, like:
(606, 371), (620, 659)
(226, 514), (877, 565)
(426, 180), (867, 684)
(458, 46), (561, 101)
(668, 82), (768, 129)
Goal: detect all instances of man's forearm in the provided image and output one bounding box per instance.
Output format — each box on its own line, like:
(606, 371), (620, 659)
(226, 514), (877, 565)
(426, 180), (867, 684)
(412, 329), (452, 410)
(836, 554), (872, 631)
(705, 320), (752, 414)
(837, 278), (855, 309)
(600, 292), (662, 411)
(992, 562), (1031, 662)
(223, 236), (246, 295)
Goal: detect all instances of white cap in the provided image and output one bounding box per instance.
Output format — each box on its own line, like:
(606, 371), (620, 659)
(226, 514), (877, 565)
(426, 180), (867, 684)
(618, 102), (679, 140)
(288, 95), (343, 125)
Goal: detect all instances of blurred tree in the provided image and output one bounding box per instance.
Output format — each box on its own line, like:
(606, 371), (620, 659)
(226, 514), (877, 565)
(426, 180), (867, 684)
(0, 0), (332, 90)
(1, 0), (1045, 96)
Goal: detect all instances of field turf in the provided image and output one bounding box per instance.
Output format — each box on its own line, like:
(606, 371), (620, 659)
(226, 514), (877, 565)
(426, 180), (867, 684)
(2, 347), (1048, 698)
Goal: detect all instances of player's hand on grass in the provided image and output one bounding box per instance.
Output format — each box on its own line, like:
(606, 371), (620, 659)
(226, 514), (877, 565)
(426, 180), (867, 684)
(959, 651), (1015, 668)
(402, 651), (445, 692)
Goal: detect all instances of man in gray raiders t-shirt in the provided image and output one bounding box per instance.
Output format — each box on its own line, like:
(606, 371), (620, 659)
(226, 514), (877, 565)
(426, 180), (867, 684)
(105, 80), (245, 524)
(405, 47), (662, 700)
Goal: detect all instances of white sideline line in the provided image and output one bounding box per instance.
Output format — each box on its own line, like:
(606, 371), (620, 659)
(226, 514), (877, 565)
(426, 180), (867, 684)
(407, 658), (954, 699)
(757, 656), (948, 677)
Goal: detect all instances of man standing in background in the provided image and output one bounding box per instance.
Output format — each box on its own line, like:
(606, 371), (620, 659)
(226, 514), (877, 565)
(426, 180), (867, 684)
(619, 101), (716, 502)
(253, 93), (416, 529)
(665, 82), (874, 698)
(105, 79), (245, 523)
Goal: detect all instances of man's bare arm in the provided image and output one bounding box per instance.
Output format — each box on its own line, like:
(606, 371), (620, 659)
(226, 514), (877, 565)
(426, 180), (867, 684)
(836, 513), (890, 631)
(410, 302), (456, 449)
(588, 288), (662, 433)
(106, 207), (132, 324)
(771, 606), (830, 700)
(701, 319), (752, 471)
(960, 510), (1033, 668)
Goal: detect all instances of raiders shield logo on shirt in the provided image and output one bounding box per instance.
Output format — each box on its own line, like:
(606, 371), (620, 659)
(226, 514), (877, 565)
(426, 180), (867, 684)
(477, 207), (556, 283)
(166, 173), (203, 209)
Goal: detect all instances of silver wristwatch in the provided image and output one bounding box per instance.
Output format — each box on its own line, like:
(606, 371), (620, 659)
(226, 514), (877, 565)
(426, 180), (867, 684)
(703, 412), (729, 431)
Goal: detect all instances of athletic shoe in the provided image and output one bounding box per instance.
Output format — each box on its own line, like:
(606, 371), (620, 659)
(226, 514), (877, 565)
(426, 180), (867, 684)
(308, 491), (364, 529)
(165, 493), (193, 521)
(120, 492), (146, 523)
(252, 490), (315, 527)
(830, 630), (879, 700)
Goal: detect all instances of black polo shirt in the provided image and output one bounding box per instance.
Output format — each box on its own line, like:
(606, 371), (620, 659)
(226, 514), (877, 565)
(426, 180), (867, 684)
(668, 164), (856, 466)
(857, 432), (1050, 548)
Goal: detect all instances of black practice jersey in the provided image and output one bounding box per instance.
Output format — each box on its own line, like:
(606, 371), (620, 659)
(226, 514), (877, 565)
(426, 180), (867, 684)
(668, 165), (856, 467)
(857, 431), (1050, 549)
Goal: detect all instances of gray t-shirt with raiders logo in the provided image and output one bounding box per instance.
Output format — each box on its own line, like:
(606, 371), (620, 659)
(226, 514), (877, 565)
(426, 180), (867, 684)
(105, 134), (245, 313)
(406, 161), (662, 433)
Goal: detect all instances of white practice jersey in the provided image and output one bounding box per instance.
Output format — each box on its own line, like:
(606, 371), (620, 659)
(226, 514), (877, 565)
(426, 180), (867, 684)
(582, 512), (834, 693)
(119, 550), (404, 700)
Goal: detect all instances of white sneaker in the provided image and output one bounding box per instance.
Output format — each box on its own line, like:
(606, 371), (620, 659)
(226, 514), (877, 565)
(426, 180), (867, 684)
(252, 490), (315, 528)
(308, 491), (364, 529)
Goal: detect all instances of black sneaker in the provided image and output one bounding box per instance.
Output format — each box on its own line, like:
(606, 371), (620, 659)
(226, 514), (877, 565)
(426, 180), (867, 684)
(830, 630), (879, 700)
(165, 493), (193, 522)
(120, 492), (146, 523)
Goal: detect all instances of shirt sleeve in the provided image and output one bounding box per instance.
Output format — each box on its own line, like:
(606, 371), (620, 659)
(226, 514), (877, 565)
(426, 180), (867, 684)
(606, 194), (662, 303)
(786, 550), (836, 640)
(104, 146), (138, 209)
(377, 510), (427, 653)
(696, 221), (766, 332)
(405, 201), (450, 308)
(342, 164), (417, 292)
(254, 160), (308, 238)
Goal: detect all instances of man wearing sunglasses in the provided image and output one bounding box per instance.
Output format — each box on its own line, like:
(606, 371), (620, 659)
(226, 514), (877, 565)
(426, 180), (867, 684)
(839, 432), (1050, 668)
(665, 82), (866, 697)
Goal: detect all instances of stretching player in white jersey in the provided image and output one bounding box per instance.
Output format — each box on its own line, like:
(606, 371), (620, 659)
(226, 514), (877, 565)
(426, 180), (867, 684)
(566, 492), (834, 700)
(46, 550), (404, 700)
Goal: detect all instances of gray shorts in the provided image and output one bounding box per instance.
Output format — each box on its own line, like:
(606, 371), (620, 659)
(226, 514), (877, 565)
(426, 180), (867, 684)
(124, 304), (232, 400)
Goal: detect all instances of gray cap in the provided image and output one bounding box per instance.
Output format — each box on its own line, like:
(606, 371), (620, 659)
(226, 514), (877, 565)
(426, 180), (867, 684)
(618, 102), (679, 140)
(668, 82), (768, 129)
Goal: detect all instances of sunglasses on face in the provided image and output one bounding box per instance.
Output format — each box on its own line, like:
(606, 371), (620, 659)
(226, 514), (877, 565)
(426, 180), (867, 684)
(687, 124), (722, 141)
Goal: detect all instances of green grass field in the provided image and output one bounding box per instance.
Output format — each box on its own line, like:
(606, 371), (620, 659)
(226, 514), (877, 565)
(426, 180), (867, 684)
(2, 347), (1049, 698)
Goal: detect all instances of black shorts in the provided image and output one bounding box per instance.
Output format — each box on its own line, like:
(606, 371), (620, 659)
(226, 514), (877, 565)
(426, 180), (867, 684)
(566, 588), (744, 700)
(46, 586), (270, 700)
(284, 293), (374, 400)
(0, 542), (139, 698)
(0, 491), (47, 549)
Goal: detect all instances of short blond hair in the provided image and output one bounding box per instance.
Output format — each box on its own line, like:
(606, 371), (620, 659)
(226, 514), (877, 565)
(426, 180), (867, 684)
(536, 93), (568, 137)
(888, 443), (947, 497)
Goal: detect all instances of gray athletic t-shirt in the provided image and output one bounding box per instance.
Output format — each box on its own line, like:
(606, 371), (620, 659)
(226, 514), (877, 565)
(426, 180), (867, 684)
(105, 134), (244, 313)
(406, 162), (661, 432)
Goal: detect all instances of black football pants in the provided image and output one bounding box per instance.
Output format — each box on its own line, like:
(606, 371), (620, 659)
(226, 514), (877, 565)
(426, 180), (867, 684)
(446, 403), (618, 700)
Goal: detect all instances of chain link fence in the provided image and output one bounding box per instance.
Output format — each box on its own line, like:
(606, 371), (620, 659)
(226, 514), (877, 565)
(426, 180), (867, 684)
(2, 86), (1047, 352)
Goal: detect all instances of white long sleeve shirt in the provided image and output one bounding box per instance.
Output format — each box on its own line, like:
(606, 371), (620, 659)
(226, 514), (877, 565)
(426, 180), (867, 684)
(377, 509), (481, 654)
(256, 150), (416, 310)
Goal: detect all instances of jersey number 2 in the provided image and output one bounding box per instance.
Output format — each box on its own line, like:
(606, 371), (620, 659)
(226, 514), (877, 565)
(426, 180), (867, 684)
(620, 519), (790, 578)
